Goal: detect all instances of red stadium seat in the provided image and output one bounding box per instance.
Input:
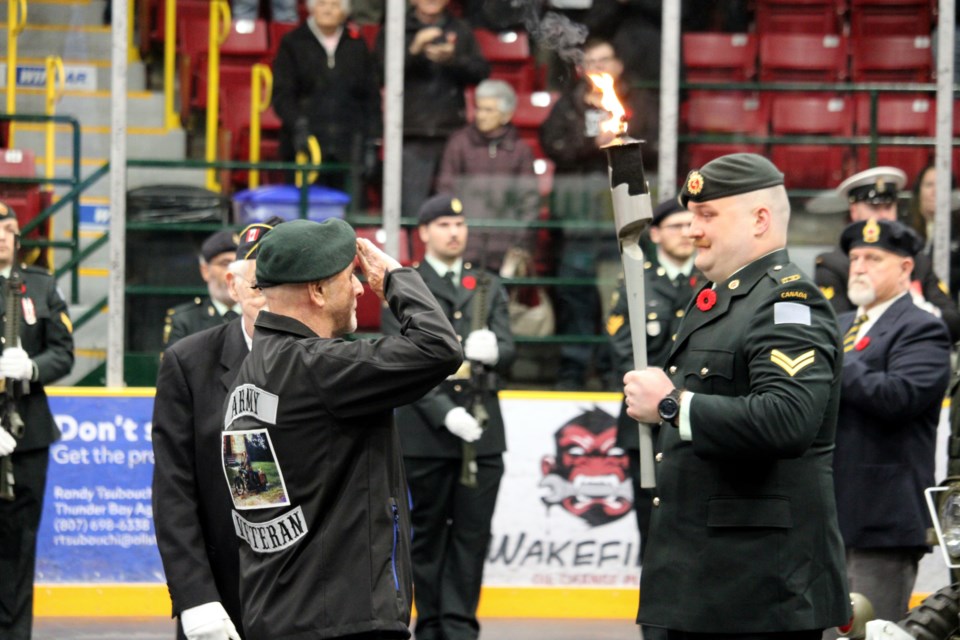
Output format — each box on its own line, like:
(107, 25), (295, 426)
(268, 21), (298, 59)
(683, 33), (757, 83)
(759, 33), (848, 82)
(358, 23), (381, 52)
(473, 28), (539, 93)
(512, 91), (558, 158)
(683, 92), (769, 136)
(353, 226), (416, 331)
(755, 0), (843, 34)
(685, 144), (766, 175)
(850, 35), (933, 83)
(849, 0), (933, 36)
(769, 94), (854, 189)
(143, 0), (208, 56)
(854, 94), (934, 179)
(219, 84), (283, 187)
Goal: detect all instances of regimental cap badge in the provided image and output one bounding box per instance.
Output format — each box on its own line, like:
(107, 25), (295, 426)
(686, 171), (704, 196)
(863, 218), (881, 244)
(451, 198), (463, 213)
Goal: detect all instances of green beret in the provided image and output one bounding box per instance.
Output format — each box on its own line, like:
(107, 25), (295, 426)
(840, 218), (923, 258)
(255, 218), (357, 287)
(418, 194), (464, 226)
(678, 153), (784, 207)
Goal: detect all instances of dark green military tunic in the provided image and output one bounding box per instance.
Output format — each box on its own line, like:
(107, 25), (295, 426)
(639, 249), (851, 633)
(164, 296), (235, 347)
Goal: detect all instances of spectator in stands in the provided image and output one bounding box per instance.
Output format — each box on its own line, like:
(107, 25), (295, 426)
(164, 230), (240, 347)
(272, 0), (381, 201)
(906, 163), (960, 300)
(436, 79), (538, 271)
(233, 0), (298, 23)
(814, 166), (960, 342)
(539, 37), (656, 390)
(375, 0), (490, 220)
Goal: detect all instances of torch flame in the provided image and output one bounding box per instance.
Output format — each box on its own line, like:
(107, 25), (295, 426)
(587, 72), (627, 137)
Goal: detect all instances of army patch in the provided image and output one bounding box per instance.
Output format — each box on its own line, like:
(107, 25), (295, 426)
(773, 302), (811, 326)
(770, 349), (815, 377)
(780, 290), (808, 301)
(224, 384), (279, 428)
(780, 274), (801, 284)
(607, 314), (625, 336)
(60, 312), (73, 334)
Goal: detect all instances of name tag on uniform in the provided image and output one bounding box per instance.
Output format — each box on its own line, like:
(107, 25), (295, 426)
(233, 505), (308, 553)
(773, 302), (811, 326)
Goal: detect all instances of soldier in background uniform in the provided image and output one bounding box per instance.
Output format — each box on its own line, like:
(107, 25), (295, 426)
(164, 230), (240, 347)
(224, 219), (462, 640)
(623, 154), (850, 637)
(606, 198), (698, 640)
(0, 202), (75, 639)
(815, 166), (960, 341)
(152, 218), (282, 640)
(381, 194), (515, 640)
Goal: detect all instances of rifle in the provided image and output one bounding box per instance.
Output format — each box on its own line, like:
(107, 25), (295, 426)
(459, 236), (493, 488)
(0, 238), (27, 502)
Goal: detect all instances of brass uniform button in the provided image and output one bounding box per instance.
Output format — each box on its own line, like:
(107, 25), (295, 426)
(700, 367), (709, 376)
(454, 384), (462, 392)
(653, 497), (661, 507)
(669, 366), (677, 374)
(655, 452), (663, 462)
(454, 311), (463, 319)
(676, 309), (684, 318)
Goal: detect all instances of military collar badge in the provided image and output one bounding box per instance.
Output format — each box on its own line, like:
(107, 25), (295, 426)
(696, 288), (717, 311)
(686, 171), (704, 196)
(728, 279), (740, 290)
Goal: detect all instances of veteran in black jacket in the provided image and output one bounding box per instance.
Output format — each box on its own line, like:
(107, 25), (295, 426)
(224, 219), (462, 640)
(381, 195), (515, 640)
(623, 154), (850, 637)
(153, 219), (281, 640)
(0, 202), (74, 639)
(833, 219), (951, 624)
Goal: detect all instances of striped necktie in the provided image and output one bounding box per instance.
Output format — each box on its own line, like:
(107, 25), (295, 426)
(843, 314), (869, 352)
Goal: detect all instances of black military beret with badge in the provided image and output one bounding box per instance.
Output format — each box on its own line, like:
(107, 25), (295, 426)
(418, 194), (464, 226)
(255, 218), (357, 287)
(201, 229), (240, 262)
(840, 218), (924, 258)
(652, 199), (685, 226)
(678, 153), (785, 207)
(237, 215), (285, 261)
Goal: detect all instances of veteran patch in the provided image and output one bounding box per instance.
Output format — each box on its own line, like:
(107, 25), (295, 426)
(233, 505), (307, 553)
(770, 349), (815, 377)
(773, 301), (811, 326)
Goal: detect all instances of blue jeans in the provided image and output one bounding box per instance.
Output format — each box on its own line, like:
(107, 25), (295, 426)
(232, 0), (298, 22)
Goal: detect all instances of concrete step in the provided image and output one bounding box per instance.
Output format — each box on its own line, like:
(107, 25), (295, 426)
(1, 57), (146, 91)
(0, 23), (114, 60)
(16, 123), (186, 161)
(13, 89), (167, 128)
(0, 0), (109, 26)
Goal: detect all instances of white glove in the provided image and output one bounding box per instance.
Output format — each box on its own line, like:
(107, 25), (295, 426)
(0, 429), (16, 456)
(444, 407), (482, 443)
(180, 602), (241, 640)
(464, 329), (499, 365)
(0, 347), (33, 381)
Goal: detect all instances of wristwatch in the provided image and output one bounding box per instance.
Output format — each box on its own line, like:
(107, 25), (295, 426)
(657, 388), (683, 427)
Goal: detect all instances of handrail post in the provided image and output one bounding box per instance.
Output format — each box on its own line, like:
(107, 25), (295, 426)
(6, 0), (27, 148)
(163, 0), (178, 129)
(249, 64), (272, 189)
(128, 0), (140, 62)
(867, 89), (879, 167)
(44, 56), (64, 190)
(205, 0), (231, 192)
(71, 121), (82, 304)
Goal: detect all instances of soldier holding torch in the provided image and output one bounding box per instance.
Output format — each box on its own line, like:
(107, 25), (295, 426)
(622, 154), (850, 637)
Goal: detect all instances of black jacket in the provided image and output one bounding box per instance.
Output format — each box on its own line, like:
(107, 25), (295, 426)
(272, 23), (381, 164)
(11, 266), (75, 451)
(224, 269), (461, 640)
(381, 261), (516, 458)
(376, 10), (489, 138)
(152, 319), (248, 637)
(164, 296), (232, 347)
(815, 246), (960, 342)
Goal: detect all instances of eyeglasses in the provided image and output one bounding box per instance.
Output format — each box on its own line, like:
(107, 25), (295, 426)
(660, 222), (692, 232)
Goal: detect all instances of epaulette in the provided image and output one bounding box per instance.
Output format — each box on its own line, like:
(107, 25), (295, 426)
(20, 264), (53, 276)
(765, 262), (804, 286)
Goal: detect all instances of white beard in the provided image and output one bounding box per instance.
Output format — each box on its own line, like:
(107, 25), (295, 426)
(847, 277), (877, 308)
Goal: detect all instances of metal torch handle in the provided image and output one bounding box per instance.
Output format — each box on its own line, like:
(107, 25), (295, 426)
(621, 241), (656, 489)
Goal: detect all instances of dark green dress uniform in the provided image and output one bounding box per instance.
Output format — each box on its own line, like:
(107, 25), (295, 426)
(607, 262), (699, 558)
(639, 249), (850, 634)
(224, 268), (462, 640)
(163, 296), (237, 347)
(381, 261), (515, 640)
(0, 265), (75, 638)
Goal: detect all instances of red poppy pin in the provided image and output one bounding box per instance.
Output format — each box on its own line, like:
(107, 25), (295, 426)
(689, 275), (698, 288)
(461, 275), (477, 291)
(855, 337), (870, 351)
(696, 288), (717, 312)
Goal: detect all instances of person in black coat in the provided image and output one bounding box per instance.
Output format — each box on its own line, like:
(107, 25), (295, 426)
(623, 154), (850, 636)
(381, 195), (516, 640)
(833, 218), (951, 624)
(815, 166), (960, 342)
(375, 0), (490, 219)
(0, 202), (75, 639)
(153, 219), (281, 640)
(272, 0), (381, 196)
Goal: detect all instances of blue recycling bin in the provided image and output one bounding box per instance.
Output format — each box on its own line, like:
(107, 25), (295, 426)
(232, 185), (350, 224)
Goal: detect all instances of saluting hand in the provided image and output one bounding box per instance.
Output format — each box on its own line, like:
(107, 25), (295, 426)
(357, 238), (401, 302)
(624, 368), (674, 424)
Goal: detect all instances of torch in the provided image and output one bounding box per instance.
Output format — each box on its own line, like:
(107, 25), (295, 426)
(589, 73), (656, 489)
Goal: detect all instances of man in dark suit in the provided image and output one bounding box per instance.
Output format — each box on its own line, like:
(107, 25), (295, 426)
(0, 202), (74, 639)
(815, 166), (960, 341)
(381, 194), (515, 640)
(164, 229), (240, 347)
(833, 218), (951, 624)
(622, 154), (851, 638)
(152, 218), (280, 640)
